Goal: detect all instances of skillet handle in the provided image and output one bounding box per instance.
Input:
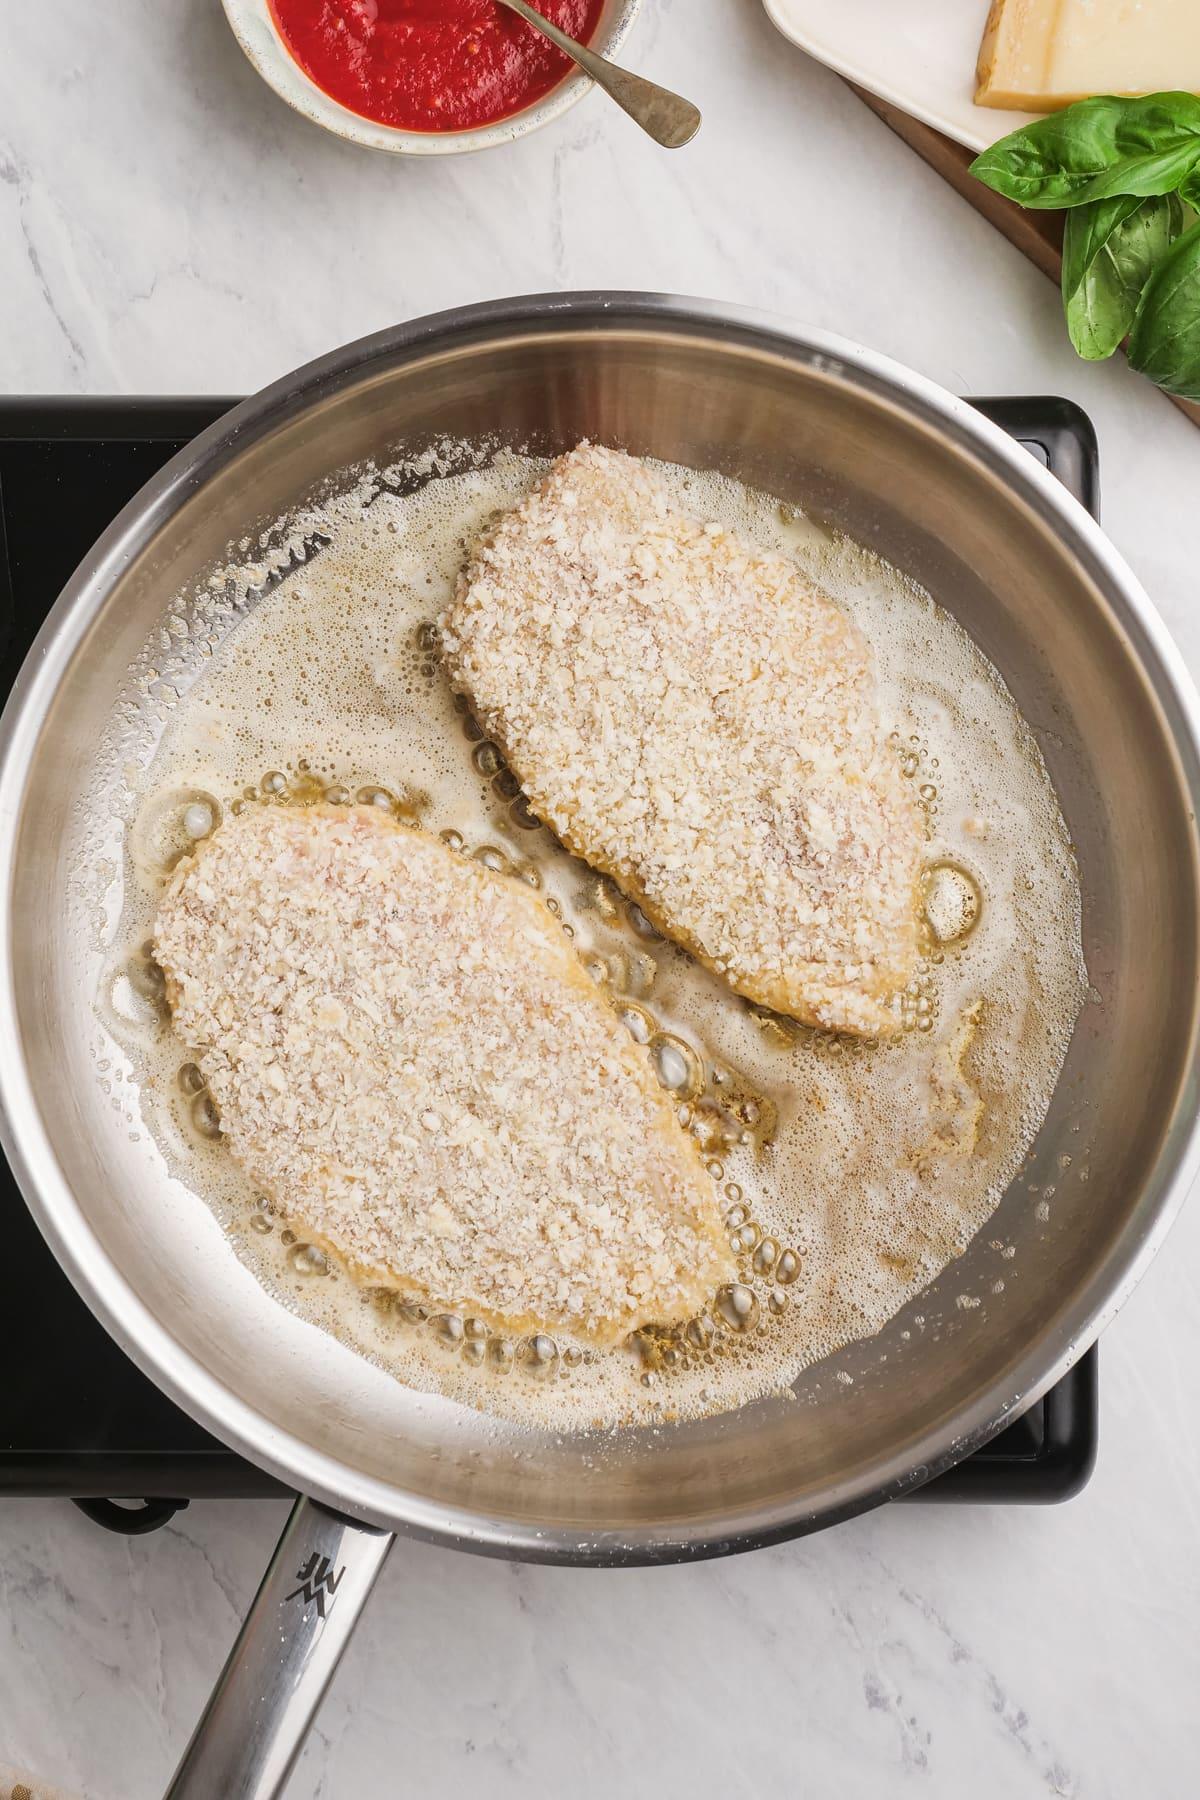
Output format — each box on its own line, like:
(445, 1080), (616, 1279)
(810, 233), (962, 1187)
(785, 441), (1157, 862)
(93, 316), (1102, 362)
(164, 1494), (394, 1799)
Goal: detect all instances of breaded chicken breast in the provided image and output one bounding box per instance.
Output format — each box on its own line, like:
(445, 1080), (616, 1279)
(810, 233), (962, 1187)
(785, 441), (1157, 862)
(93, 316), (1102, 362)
(153, 803), (733, 1342)
(441, 445), (925, 1037)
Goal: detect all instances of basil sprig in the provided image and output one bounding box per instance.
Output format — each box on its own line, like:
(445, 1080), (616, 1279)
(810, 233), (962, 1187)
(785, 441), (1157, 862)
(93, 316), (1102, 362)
(970, 94), (1200, 207)
(970, 94), (1200, 399)
(1129, 225), (1200, 399)
(1063, 193), (1183, 360)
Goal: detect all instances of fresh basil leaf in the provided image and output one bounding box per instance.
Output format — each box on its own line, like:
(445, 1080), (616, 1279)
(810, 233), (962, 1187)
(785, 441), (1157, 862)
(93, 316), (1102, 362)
(970, 93), (1200, 209)
(1178, 167), (1200, 212)
(1062, 193), (1184, 360)
(1061, 196), (1143, 305)
(1128, 221), (1200, 398)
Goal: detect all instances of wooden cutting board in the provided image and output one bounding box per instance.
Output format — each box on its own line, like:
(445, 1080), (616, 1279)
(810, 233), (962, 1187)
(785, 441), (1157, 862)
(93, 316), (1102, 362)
(849, 85), (1200, 429)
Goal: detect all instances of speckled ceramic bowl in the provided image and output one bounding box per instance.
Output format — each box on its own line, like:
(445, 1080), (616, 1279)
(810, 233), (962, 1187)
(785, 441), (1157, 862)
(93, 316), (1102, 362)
(220, 0), (642, 154)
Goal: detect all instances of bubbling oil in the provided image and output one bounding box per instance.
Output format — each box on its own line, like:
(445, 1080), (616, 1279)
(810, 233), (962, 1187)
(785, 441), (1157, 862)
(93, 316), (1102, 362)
(98, 447), (1087, 1429)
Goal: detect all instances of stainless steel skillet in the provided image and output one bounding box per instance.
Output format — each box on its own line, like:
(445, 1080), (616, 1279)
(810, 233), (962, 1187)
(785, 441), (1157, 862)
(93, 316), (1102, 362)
(1, 294), (1198, 1795)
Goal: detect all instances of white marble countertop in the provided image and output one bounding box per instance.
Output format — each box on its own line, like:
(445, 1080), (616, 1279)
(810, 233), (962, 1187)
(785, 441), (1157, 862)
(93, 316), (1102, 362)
(2, 3), (1199, 1796)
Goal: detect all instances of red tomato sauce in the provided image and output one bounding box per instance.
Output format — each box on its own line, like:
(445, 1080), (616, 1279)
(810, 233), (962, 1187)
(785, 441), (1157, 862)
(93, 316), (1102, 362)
(268, 0), (607, 133)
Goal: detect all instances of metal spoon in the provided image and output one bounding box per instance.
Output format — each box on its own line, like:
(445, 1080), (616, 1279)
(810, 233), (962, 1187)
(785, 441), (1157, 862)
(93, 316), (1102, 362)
(494, 0), (701, 148)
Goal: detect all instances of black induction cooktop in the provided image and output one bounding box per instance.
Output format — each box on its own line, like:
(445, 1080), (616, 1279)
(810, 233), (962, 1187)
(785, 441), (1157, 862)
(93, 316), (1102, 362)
(0, 397), (1098, 1534)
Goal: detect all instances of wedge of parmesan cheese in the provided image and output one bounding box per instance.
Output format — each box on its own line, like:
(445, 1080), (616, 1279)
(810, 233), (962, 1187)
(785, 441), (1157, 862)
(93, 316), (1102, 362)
(977, 0), (1200, 112)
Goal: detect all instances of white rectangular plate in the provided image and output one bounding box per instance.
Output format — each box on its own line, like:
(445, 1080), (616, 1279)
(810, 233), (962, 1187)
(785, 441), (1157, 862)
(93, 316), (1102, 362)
(762, 0), (1046, 153)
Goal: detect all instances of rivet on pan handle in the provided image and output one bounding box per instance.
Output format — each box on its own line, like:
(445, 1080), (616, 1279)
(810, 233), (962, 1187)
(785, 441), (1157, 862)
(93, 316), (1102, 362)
(164, 1495), (394, 1800)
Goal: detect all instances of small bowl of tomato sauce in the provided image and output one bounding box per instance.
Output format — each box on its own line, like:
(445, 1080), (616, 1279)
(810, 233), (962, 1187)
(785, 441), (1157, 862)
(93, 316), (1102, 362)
(221, 0), (642, 154)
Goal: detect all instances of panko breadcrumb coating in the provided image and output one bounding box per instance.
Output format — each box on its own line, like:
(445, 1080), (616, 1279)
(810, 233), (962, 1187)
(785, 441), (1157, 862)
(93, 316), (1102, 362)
(153, 803), (733, 1342)
(442, 444), (925, 1036)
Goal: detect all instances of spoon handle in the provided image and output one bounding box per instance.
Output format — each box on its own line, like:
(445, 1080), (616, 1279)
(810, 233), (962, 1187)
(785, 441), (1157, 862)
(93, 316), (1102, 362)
(496, 0), (701, 149)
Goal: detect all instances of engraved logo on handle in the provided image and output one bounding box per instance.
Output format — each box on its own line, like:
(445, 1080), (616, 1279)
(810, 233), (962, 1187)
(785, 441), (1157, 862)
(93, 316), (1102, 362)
(285, 1553), (345, 1620)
